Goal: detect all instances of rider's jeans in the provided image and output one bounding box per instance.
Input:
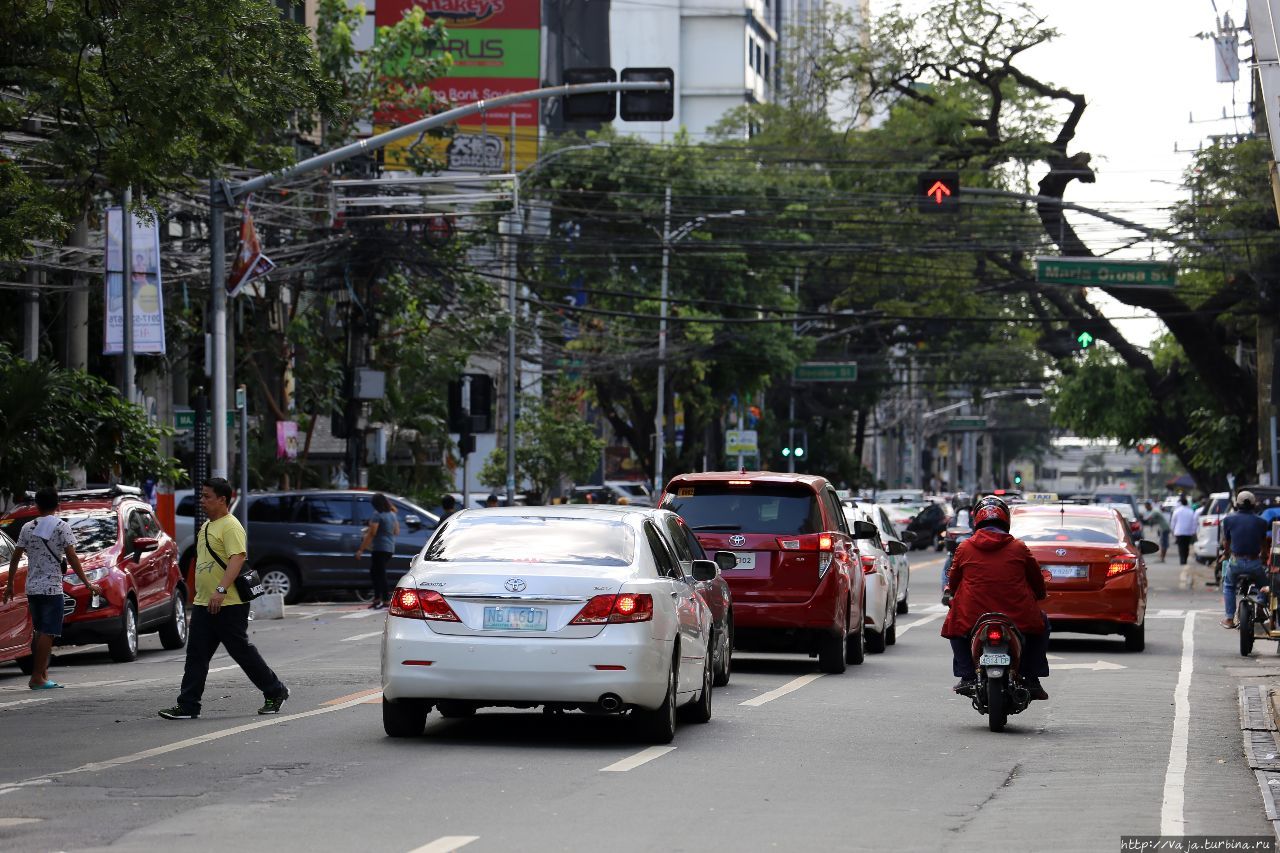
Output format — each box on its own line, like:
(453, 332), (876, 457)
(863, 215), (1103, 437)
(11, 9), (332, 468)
(1223, 557), (1268, 618)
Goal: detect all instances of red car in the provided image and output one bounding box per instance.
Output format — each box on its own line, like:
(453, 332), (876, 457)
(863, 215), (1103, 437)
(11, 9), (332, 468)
(1009, 504), (1155, 651)
(660, 472), (872, 673)
(0, 530), (35, 674)
(0, 487), (188, 662)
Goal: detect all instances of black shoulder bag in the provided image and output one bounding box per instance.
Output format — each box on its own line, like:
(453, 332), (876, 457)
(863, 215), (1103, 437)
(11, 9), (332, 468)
(203, 523), (265, 601)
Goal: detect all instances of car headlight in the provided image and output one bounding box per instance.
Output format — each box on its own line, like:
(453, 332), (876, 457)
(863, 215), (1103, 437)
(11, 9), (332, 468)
(65, 567), (111, 586)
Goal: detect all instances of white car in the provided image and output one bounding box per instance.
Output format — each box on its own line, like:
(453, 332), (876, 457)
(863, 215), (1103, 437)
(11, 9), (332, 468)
(868, 503), (914, 614)
(842, 505), (902, 653)
(381, 506), (715, 743)
(1194, 492), (1232, 563)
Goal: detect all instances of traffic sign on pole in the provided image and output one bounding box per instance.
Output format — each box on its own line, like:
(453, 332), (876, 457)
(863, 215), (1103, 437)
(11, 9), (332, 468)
(1035, 256), (1176, 288)
(946, 417), (988, 431)
(793, 362), (858, 383)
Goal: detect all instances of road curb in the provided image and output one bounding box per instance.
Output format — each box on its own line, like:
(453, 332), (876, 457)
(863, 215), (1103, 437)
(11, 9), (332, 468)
(1238, 685), (1280, 841)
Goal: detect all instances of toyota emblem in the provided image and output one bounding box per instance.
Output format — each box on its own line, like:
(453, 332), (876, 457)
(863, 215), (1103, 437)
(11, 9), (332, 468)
(504, 578), (527, 593)
(729, 535), (747, 548)
(1055, 548), (1068, 557)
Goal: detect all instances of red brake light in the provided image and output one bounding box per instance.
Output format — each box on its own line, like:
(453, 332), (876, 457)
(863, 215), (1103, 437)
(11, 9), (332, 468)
(1203, 518), (1219, 527)
(818, 534), (833, 551)
(1107, 559), (1136, 578)
(571, 594), (654, 625)
(860, 555), (877, 575)
(389, 588), (421, 618)
(390, 588), (460, 621)
(728, 480), (752, 486)
(985, 626), (1004, 643)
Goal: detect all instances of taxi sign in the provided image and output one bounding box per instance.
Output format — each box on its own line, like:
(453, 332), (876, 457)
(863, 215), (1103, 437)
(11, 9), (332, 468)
(1024, 492), (1060, 505)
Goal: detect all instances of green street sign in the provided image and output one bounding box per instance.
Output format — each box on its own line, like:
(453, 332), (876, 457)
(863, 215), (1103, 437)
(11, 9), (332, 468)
(174, 410), (237, 432)
(794, 362), (858, 383)
(946, 417), (988, 431)
(1034, 256), (1176, 288)
(1077, 331), (1095, 348)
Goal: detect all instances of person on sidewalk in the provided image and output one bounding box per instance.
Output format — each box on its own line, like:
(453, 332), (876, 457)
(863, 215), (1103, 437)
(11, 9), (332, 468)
(1143, 500), (1171, 562)
(1170, 496), (1198, 566)
(159, 478), (289, 720)
(355, 493), (399, 610)
(1220, 490), (1273, 629)
(3, 487), (104, 690)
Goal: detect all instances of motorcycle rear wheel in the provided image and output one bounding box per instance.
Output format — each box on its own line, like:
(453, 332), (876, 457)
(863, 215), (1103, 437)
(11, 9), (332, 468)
(987, 675), (1008, 732)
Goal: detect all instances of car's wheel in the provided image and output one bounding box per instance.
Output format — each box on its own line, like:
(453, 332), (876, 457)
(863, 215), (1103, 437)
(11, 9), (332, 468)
(383, 698), (429, 737)
(108, 600), (139, 662)
(157, 590), (188, 650)
(436, 700), (476, 719)
(1123, 621), (1146, 653)
(259, 563), (301, 605)
(712, 616), (733, 687)
(845, 618), (866, 666)
(897, 586), (909, 615)
(679, 649), (713, 724)
(634, 656), (678, 744)
(352, 588), (375, 603)
(866, 626), (887, 654)
(886, 620), (897, 646)
(819, 627), (848, 673)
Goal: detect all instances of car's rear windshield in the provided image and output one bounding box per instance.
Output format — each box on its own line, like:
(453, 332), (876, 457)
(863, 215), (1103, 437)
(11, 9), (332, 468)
(1011, 513), (1124, 544)
(422, 516), (635, 566)
(662, 484), (823, 535)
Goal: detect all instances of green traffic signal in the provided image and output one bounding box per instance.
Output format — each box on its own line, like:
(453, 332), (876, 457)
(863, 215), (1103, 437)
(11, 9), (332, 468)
(795, 447), (805, 458)
(782, 447), (791, 457)
(1077, 331), (1094, 348)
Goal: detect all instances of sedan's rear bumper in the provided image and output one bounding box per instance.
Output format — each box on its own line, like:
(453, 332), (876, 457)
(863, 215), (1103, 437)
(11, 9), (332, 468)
(381, 618), (672, 710)
(1044, 576), (1143, 631)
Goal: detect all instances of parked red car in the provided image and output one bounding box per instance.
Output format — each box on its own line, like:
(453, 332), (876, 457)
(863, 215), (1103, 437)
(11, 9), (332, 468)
(0, 530), (34, 673)
(661, 472), (872, 673)
(1009, 504), (1153, 651)
(0, 487), (188, 662)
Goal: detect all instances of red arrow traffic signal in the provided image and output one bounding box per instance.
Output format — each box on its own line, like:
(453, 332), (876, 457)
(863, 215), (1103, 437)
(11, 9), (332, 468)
(917, 171), (960, 213)
(926, 181), (951, 204)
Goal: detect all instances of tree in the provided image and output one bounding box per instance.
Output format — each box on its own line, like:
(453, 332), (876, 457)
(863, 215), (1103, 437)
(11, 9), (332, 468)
(0, 347), (180, 508)
(480, 384), (605, 501)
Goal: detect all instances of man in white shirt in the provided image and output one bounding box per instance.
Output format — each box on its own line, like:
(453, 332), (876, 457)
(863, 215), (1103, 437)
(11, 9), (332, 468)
(1170, 496), (1199, 566)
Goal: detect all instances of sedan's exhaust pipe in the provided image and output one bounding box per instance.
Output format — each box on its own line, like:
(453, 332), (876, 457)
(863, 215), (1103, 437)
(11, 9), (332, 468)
(598, 694), (622, 713)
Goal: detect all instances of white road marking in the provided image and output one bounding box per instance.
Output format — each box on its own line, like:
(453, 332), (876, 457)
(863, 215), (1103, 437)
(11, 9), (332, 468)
(0, 817), (42, 826)
(340, 610), (380, 620)
(600, 746), (677, 772)
(407, 836), (480, 853)
(1053, 660), (1127, 672)
(894, 612), (945, 637)
(740, 673), (825, 707)
(918, 603), (949, 614)
(1151, 609), (1187, 619)
(207, 665), (240, 674)
(342, 631), (383, 643)
(1160, 611), (1196, 835)
(0, 692), (379, 795)
(289, 610), (322, 619)
(0, 697), (54, 711)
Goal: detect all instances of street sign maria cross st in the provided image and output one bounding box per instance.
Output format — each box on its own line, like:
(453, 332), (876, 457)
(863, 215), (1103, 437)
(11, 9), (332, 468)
(1035, 256), (1176, 288)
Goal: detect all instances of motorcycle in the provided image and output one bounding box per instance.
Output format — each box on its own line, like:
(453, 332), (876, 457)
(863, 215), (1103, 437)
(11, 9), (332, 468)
(943, 525), (972, 553)
(962, 612), (1032, 732)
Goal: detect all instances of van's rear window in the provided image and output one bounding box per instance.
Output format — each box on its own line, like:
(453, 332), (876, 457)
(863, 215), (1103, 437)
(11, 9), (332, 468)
(663, 485), (822, 535)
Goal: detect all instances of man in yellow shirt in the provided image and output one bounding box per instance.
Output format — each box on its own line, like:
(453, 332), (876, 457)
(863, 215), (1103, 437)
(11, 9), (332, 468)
(159, 478), (288, 720)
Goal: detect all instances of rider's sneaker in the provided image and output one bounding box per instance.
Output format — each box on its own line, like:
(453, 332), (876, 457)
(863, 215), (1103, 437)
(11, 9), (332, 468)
(1024, 678), (1049, 701)
(953, 678), (977, 696)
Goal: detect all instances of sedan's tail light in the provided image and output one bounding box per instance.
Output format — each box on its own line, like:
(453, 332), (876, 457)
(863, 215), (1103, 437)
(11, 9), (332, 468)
(1202, 518), (1220, 527)
(390, 588), (461, 621)
(570, 594), (654, 625)
(1107, 558), (1137, 578)
(860, 555), (877, 575)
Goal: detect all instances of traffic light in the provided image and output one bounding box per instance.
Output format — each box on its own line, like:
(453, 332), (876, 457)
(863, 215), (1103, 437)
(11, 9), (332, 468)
(457, 430), (476, 457)
(620, 67), (675, 121)
(448, 374), (494, 433)
(563, 67), (617, 122)
(1076, 330), (1095, 349)
(1013, 470), (1023, 486)
(917, 170), (959, 213)
(781, 430), (807, 460)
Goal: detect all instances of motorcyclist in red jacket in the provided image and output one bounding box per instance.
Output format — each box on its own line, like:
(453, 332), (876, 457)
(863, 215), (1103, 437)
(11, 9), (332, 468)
(941, 496), (1050, 701)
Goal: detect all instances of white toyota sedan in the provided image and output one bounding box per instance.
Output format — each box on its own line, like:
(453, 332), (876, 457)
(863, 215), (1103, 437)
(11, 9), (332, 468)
(381, 506), (716, 743)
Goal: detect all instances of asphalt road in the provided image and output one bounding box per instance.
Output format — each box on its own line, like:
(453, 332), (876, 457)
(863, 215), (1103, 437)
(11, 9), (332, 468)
(0, 551), (1271, 852)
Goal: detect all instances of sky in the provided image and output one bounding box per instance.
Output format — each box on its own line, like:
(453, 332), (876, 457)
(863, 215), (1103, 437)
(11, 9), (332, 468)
(873, 0), (1251, 345)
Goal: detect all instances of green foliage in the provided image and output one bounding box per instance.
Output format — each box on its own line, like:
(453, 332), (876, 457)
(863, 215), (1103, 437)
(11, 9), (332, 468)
(480, 385), (605, 500)
(1181, 408), (1248, 480)
(1046, 348), (1154, 445)
(0, 347), (181, 506)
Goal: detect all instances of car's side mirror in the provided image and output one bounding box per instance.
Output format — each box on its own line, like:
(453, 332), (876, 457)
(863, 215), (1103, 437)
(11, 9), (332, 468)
(404, 515), (422, 529)
(900, 530), (918, 544)
(133, 536), (159, 552)
(713, 551), (738, 572)
(853, 520), (878, 539)
(691, 559), (718, 582)
(1139, 539), (1160, 555)
(885, 540), (908, 557)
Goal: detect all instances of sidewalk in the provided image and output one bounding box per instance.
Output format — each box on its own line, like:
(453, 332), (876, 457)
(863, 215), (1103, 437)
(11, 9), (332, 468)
(1238, 684), (1280, 841)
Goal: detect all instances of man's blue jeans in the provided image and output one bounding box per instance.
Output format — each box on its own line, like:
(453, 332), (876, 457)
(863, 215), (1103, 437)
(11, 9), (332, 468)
(1223, 557), (1268, 619)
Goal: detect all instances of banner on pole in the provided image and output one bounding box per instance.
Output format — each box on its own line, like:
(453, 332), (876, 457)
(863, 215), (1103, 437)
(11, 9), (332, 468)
(103, 208), (166, 355)
(276, 421), (299, 460)
(228, 201), (276, 297)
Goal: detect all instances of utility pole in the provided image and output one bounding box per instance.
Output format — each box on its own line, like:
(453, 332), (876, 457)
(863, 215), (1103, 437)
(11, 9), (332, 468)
(462, 374), (472, 508)
(505, 114), (519, 505)
(655, 187), (672, 492)
(22, 268), (38, 362)
(66, 216), (89, 371)
(122, 187), (135, 403)
(788, 268), (799, 473)
(209, 179), (228, 479)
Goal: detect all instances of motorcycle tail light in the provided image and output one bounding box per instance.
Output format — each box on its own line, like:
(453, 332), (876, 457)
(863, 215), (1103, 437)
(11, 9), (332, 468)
(985, 625), (1005, 643)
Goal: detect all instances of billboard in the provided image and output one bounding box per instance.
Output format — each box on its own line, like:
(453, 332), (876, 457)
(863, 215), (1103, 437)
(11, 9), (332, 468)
(103, 208), (165, 355)
(376, 0), (541, 171)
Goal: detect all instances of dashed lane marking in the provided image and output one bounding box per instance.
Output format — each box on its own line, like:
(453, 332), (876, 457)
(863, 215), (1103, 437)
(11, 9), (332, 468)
(407, 836), (480, 853)
(0, 697), (55, 711)
(600, 746), (676, 772)
(321, 688), (382, 706)
(342, 631), (383, 643)
(740, 673), (825, 707)
(340, 610), (382, 620)
(894, 612), (945, 637)
(1160, 611), (1197, 834)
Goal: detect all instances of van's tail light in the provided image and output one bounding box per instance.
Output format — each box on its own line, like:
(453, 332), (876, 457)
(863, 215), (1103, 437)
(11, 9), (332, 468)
(985, 625), (1005, 643)
(778, 533), (836, 578)
(1107, 558), (1137, 578)
(571, 594), (654, 625)
(860, 555), (877, 575)
(390, 588), (460, 622)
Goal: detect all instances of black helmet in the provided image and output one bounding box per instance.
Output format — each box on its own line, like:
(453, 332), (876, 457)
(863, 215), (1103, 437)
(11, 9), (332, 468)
(972, 495), (1011, 531)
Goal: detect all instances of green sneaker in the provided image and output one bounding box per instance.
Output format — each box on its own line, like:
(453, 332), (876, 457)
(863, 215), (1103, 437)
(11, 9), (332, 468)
(158, 705), (198, 720)
(258, 688), (289, 715)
